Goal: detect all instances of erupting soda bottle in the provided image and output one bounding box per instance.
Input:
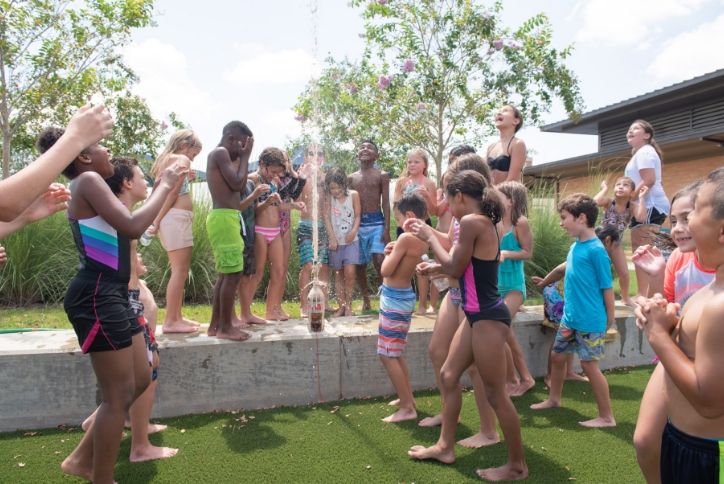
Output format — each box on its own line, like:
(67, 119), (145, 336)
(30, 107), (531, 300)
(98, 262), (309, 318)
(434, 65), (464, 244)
(307, 281), (325, 333)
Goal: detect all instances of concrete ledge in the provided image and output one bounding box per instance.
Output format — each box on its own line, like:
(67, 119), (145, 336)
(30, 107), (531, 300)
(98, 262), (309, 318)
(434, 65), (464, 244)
(0, 306), (654, 432)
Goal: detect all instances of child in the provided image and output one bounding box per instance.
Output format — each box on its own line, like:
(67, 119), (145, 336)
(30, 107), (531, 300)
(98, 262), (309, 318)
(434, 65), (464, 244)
(348, 140), (391, 310)
(593, 177), (647, 306)
(638, 167), (724, 484)
(206, 121), (254, 340)
(378, 192), (428, 423)
(297, 143), (329, 318)
(246, 148), (288, 321)
(408, 170), (527, 482)
(629, 179), (715, 484)
(277, 153), (307, 284)
(35, 127), (184, 483)
(324, 167), (361, 317)
(496, 181), (535, 397)
(531, 193), (616, 429)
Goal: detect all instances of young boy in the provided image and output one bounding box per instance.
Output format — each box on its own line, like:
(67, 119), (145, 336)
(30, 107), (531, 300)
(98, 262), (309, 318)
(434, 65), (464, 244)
(641, 167), (724, 483)
(531, 193), (616, 428)
(378, 192), (428, 423)
(206, 121), (254, 341)
(349, 140), (391, 310)
(298, 143), (329, 318)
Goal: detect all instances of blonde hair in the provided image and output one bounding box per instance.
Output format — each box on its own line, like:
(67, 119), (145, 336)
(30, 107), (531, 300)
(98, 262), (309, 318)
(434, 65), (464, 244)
(497, 180), (528, 225)
(151, 129), (202, 178)
(404, 147), (429, 177)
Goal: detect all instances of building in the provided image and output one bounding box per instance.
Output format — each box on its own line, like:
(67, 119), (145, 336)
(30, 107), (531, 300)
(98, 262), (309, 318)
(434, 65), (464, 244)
(524, 68), (724, 200)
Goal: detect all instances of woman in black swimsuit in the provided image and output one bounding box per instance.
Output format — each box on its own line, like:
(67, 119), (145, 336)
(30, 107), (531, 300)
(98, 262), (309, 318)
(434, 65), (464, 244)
(487, 105), (527, 185)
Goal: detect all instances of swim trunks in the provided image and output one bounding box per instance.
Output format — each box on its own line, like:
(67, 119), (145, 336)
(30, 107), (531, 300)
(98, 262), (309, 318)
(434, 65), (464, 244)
(377, 284), (416, 357)
(297, 219), (329, 266)
(661, 421), (722, 484)
(358, 212), (386, 264)
(206, 208), (244, 274)
(552, 323), (605, 361)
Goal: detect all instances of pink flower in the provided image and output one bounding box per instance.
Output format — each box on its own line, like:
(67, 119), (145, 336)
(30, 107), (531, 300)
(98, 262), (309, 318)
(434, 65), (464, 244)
(159, 120), (168, 131)
(505, 39), (522, 50)
(377, 75), (392, 89)
(493, 39), (504, 50)
(377, 0), (388, 4)
(294, 113), (307, 122)
(346, 83), (359, 94)
(403, 58), (415, 73)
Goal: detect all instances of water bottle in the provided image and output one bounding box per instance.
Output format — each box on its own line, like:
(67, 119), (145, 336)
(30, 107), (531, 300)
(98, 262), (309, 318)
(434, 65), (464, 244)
(421, 254), (450, 291)
(139, 229), (154, 247)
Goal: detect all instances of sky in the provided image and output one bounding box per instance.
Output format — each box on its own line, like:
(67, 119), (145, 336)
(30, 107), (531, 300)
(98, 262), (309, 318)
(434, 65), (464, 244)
(123, 0), (724, 172)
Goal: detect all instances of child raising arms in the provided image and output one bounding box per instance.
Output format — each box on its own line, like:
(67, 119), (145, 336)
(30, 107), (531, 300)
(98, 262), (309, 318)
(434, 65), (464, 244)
(408, 170), (527, 482)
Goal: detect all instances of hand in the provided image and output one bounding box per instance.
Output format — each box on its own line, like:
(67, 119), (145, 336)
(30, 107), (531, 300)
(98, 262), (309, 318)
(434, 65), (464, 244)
(638, 185), (649, 198)
(402, 217), (417, 232)
(159, 162), (188, 190)
(328, 239), (338, 251)
(600, 180), (608, 191)
(500, 250), (511, 262)
(136, 253), (148, 276)
(345, 232), (357, 244)
(293, 201), (306, 211)
(254, 184), (271, 198)
(633, 295), (650, 329)
(383, 241), (396, 255)
(239, 136), (254, 159)
(64, 104), (113, 148)
(409, 219), (432, 242)
(0, 245), (6, 266)
(147, 224), (158, 236)
(631, 245), (665, 276)
(21, 183), (71, 223)
(262, 192), (281, 207)
(531, 276), (545, 288)
(416, 261), (442, 276)
(643, 294), (680, 337)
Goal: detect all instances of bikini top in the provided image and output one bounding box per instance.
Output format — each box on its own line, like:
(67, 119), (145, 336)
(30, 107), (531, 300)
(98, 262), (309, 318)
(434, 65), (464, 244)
(178, 176), (190, 196)
(68, 214), (131, 284)
(487, 137), (515, 172)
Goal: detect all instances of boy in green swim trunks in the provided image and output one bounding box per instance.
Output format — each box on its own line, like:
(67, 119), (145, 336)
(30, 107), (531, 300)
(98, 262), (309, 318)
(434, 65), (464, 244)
(206, 120), (254, 341)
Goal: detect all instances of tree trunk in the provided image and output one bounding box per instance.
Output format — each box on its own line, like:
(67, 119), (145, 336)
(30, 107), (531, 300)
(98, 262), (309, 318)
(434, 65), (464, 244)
(2, 130), (9, 179)
(436, 102), (444, 186)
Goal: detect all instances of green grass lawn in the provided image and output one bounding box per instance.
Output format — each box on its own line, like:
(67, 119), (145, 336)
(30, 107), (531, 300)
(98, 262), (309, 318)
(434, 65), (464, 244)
(0, 367), (651, 483)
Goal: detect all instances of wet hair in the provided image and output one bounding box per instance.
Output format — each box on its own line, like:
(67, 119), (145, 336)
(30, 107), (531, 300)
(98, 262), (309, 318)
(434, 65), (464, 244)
(449, 144), (476, 161)
(106, 157), (140, 196)
(497, 181), (528, 226)
(325, 167), (348, 195)
(505, 104), (524, 133)
(631, 119), (663, 161)
(151, 129), (201, 178)
(404, 147), (429, 177)
(671, 179), (703, 207)
(395, 192), (428, 220)
(259, 147), (286, 167)
(595, 224), (620, 245)
(360, 139), (378, 152)
(222, 120), (253, 139)
(445, 170), (503, 224)
(558, 193), (598, 227)
(703, 167), (724, 220)
(37, 127), (82, 179)
(449, 153), (493, 186)
(615, 176), (636, 192)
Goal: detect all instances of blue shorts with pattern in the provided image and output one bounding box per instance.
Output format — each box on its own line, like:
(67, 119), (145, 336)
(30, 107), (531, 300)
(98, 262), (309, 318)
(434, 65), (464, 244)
(358, 212), (386, 264)
(552, 323), (605, 361)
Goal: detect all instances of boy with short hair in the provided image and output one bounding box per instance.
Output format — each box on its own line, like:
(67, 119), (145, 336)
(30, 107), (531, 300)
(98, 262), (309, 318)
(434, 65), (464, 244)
(531, 193), (617, 428)
(641, 167), (724, 483)
(349, 140), (391, 310)
(378, 192), (428, 423)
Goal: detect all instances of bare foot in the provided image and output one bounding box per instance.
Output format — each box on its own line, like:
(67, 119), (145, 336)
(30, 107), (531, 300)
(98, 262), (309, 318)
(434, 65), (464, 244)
(162, 320), (199, 334)
(300, 307), (308, 319)
(382, 407), (417, 423)
(511, 379), (535, 397)
(129, 444), (178, 463)
(231, 318), (250, 329)
(216, 326), (251, 341)
(147, 423), (167, 434)
(566, 372), (589, 382)
(182, 317), (201, 328)
(579, 416), (616, 428)
(425, 306), (436, 315)
(333, 306), (347, 317)
(207, 324), (217, 337)
(60, 456), (91, 482)
(457, 431), (500, 448)
(476, 462), (528, 481)
(277, 308), (290, 320)
(362, 297), (371, 311)
(388, 398), (400, 406)
(415, 308), (427, 316)
(418, 414), (442, 427)
(265, 309), (289, 321)
(621, 297), (635, 307)
(605, 327), (619, 342)
(530, 399), (560, 410)
(506, 380), (520, 396)
(408, 444), (455, 464)
(243, 314), (268, 325)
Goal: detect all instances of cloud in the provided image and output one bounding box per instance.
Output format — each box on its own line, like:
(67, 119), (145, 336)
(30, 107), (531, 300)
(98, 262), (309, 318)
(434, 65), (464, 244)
(122, 38), (217, 124)
(648, 13), (724, 82)
(223, 43), (320, 85)
(574, 0), (711, 46)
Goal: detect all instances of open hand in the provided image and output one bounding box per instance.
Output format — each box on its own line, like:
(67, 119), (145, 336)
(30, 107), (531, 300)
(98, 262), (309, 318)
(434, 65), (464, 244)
(65, 104), (113, 148)
(409, 219), (432, 241)
(255, 184), (271, 198)
(531, 276), (545, 288)
(239, 136), (254, 159)
(416, 260), (442, 276)
(631, 245), (665, 276)
(159, 162), (189, 190)
(22, 183), (71, 223)
(600, 180), (608, 191)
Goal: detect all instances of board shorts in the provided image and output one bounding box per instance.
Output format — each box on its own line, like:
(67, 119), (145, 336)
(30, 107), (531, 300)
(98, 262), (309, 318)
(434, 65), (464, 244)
(64, 272), (142, 353)
(661, 421), (723, 484)
(297, 219), (329, 266)
(159, 208), (193, 251)
(241, 217), (256, 276)
(358, 212), (386, 264)
(328, 241), (360, 270)
(552, 323), (605, 361)
(377, 284), (416, 357)
(206, 208), (244, 274)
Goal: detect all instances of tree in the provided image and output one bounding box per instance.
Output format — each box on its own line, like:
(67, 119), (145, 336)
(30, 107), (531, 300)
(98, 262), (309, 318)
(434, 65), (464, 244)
(293, 0), (584, 180)
(0, 0), (159, 178)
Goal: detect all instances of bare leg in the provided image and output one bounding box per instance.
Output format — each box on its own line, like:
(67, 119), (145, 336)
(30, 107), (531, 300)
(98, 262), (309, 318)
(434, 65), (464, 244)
(216, 273), (250, 341)
(471, 321), (527, 482)
(239, 274), (267, 324)
(630, 225), (653, 297)
(208, 278), (222, 336)
(300, 263), (312, 317)
(579, 360), (616, 427)
(429, 282), (439, 311)
(265, 236), (288, 320)
(505, 293), (535, 397)
(356, 264), (371, 310)
(372, 253), (384, 287)
(416, 273), (430, 315)
(129, 378), (177, 462)
(162, 247), (198, 333)
(380, 356), (417, 422)
(504, 344), (519, 394)
(610, 243), (633, 305)
(343, 264), (355, 316)
(533, 350), (567, 409)
(634, 364), (666, 484)
(457, 365), (500, 448)
(332, 269), (346, 316)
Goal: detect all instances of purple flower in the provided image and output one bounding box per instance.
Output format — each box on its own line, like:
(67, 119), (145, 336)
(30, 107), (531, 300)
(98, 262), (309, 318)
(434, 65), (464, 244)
(505, 39), (522, 50)
(377, 75), (392, 89)
(377, 0), (388, 4)
(159, 120), (168, 131)
(493, 39), (504, 50)
(346, 83), (359, 94)
(294, 113), (307, 122)
(403, 58), (415, 73)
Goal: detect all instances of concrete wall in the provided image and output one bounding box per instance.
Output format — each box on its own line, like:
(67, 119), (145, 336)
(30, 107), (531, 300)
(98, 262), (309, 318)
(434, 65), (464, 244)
(0, 308), (654, 432)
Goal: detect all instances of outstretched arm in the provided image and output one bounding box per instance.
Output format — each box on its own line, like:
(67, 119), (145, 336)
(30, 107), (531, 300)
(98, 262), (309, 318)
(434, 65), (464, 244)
(593, 180), (611, 207)
(0, 183), (71, 238)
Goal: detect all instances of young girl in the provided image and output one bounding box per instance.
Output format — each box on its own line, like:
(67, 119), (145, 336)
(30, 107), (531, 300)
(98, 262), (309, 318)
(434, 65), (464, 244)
(149, 129), (203, 334)
(324, 168), (361, 317)
(487, 105), (527, 185)
(496, 181), (535, 397)
(408, 169), (527, 482)
(35, 128), (184, 483)
(393, 148), (438, 315)
(630, 179), (715, 484)
(593, 176), (647, 306)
